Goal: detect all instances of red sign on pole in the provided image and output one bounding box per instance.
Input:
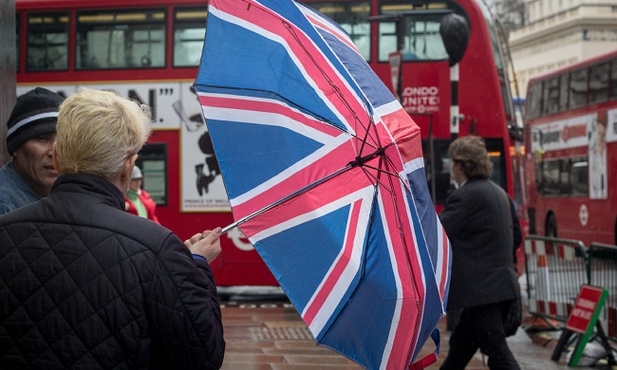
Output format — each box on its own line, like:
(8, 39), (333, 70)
(565, 285), (605, 334)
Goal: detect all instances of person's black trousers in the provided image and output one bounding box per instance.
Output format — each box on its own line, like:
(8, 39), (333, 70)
(440, 301), (520, 370)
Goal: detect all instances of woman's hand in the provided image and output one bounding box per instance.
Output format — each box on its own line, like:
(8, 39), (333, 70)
(185, 227), (222, 263)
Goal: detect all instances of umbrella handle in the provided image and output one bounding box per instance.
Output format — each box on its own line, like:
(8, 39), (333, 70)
(221, 222), (238, 234)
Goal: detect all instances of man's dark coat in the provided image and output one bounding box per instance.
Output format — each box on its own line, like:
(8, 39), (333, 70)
(439, 178), (521, 310)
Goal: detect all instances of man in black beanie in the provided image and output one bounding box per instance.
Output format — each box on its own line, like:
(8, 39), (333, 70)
(0, 87), (64, 215)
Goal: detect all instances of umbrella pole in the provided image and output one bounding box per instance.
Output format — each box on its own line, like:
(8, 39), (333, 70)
(219, 163), (355, 234)
(219, 145), (393, 234)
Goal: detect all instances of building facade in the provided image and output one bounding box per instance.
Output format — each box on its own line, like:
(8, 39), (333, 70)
(509, 0), (617, 97)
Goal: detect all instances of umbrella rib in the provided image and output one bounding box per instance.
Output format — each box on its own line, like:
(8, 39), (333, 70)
(349, 144), (403, 192)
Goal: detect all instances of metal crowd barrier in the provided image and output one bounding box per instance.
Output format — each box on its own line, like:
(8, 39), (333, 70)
(524, 235), (588, 324)
(589, 242), (617, 342)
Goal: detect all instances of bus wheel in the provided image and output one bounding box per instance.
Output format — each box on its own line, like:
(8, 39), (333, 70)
(546, 214), (557, 238)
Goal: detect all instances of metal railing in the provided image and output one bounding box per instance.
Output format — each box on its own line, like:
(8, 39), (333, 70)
(524, 236), (617, 342)
(588, 243), (617, 342)
(524, 235), (588, 324)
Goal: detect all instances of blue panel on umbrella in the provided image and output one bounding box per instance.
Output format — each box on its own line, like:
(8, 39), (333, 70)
(255, 204), (355, 312)
(320, 203), (397, 365)
(205, 118), (324, 198)
(319, 31), (394, 110)
(199, 13), (348, 131)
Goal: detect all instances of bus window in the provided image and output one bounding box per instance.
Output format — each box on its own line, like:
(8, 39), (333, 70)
(558, 73), (569, 112)
(377, 0), (454, 62)
(378, 16), (448, 62)
(570, 157), (588, 196)
(304, 1), (371, 61)
(611, 59), (617, 99)
(542, 77), (559, 115)
(569, 68), (588, 109)
(26, 12), (69, 71)
(539, 159), (559, 196)
(558, 159), (571, 195)
(378, 22), (397, 61)
(513, 97), (525, 128)
(485, 138), (506, 191)
(137, 143), (167, 206)
(589, 62), (609, 104)
(173, 7), (207, 67)
(76, 9), (166, 69)
(526, 81), (542, 119)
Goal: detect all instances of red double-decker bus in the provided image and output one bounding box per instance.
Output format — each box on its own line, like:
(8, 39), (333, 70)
(524, 49), (617, 245)
(15, 0), (278, 287)
(16, 0), (527, 283)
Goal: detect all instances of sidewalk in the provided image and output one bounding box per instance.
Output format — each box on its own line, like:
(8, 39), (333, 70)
(515, 314), (616, 370)
(219, 287), (616, 369)
(425, 314), (576, 370)
(427, 311), (617, 370)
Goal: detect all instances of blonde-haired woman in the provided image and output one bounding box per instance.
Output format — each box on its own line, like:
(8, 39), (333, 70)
(0, 88), (225, 369)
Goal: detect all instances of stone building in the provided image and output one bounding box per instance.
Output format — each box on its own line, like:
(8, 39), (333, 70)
(509, 0), (617, 97)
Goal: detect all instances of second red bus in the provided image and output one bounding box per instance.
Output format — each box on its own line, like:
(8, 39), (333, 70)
(524, 48), (617, 245)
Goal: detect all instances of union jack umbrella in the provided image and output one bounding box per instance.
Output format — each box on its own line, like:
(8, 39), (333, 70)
(194, 0), (451, 368)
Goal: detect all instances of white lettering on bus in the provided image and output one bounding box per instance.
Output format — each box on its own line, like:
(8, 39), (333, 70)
(401, 85), (440, 113)
(561, 124), (587, 142)
(403, 86), (439, 96)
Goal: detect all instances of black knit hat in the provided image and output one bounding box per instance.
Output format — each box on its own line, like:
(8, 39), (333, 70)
(6, 87), (64, 154)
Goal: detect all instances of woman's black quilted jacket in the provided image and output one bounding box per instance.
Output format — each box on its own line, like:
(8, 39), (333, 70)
(0, 174), (225, 369)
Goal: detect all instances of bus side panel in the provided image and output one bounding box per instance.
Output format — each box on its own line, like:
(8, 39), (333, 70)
(146, 130), (278, 287)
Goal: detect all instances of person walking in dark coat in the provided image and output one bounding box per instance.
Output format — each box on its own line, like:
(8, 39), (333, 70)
(439, 135), (522, 370)
(0, 88), (225, 369)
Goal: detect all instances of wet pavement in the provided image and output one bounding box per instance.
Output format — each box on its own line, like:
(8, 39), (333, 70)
(218, 287), (616, 370)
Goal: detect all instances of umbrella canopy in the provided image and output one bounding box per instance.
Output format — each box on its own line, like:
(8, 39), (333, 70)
(194, 0), (451, 368)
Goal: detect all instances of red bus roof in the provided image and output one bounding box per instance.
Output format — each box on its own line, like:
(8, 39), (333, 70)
(528, 48), (617, 83)
(16, 0), (208, 11)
